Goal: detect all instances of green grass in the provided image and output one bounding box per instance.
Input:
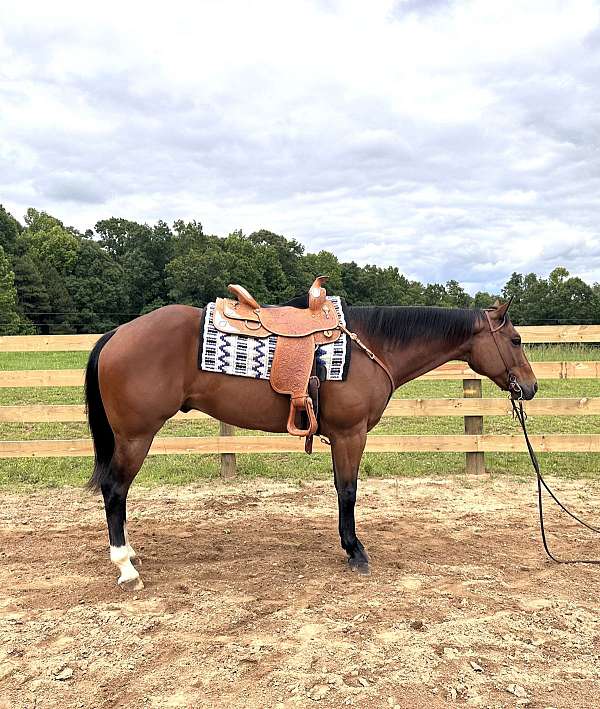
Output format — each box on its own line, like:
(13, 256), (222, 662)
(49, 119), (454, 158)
(0, 449), (597, 491)
(0, 345), (599, 489)
(524, 343), (600, 361)
(0, 351), (89, 370)
(0, 387), (84, 405)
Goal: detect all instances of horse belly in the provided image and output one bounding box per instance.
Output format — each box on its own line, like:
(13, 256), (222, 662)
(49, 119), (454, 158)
(184, 370), (292, 433)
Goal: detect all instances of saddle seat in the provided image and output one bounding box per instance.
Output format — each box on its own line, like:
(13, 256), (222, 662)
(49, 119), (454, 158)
(212, 276), (341, 442)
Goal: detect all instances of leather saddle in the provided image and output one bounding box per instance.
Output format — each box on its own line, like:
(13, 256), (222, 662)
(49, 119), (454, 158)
(212, 276), (341, 443)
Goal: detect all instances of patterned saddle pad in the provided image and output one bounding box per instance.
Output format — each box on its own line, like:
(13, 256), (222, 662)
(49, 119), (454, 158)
(199, 296), (350, 381)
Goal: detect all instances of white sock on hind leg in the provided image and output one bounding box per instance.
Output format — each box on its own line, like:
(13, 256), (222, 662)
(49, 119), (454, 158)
(110, 545), (140, 585)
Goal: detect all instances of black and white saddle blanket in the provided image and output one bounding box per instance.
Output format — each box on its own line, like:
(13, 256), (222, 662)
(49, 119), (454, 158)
(199, 296), (350, 381)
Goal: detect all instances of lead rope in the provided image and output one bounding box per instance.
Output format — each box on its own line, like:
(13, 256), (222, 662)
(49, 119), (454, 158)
(511, 397), (600, 564)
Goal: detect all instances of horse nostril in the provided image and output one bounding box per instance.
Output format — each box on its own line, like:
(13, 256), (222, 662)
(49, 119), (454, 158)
(534, 381), (538, 394)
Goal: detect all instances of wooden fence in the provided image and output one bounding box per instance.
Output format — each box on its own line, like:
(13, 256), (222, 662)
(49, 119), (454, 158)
(1, 327), (599, 476)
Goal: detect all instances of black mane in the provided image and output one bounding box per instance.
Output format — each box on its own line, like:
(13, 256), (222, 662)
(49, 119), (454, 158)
(347, 305), (482, 347)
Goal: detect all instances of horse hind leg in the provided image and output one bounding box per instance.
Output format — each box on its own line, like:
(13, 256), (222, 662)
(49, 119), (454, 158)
(101, 435), (153, 591)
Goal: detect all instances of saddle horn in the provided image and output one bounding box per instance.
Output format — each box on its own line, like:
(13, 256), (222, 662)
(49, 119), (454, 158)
(309, 276), (328, 311)
(227, 284), (260, 310)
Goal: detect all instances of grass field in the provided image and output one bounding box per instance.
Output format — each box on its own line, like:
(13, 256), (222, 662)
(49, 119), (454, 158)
(0, 344), (599, 488)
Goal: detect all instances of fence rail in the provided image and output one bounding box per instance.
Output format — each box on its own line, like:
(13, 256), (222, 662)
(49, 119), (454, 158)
(2, 434), (599, 459)
(1, 325), (599, 471)
(2, 324), (600, 351)
(1, 397), (600, 422)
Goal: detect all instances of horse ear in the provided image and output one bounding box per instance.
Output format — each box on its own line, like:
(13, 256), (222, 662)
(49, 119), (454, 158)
(494, 296), (514, 318)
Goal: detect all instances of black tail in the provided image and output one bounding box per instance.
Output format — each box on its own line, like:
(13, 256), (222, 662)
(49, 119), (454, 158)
(85, 330), (118, 491)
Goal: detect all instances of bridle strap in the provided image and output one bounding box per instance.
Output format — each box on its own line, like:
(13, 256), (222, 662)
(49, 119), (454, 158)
(487, 314), (507, 333)
(484, 310), (512, 375)
(484, 309), (525, 398)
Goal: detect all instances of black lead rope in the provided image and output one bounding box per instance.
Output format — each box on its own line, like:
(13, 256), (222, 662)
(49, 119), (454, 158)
(511, 399), (600, 565)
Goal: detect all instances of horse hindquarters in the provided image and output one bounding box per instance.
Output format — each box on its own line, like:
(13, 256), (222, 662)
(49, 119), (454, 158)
(86, 306), (206, 589)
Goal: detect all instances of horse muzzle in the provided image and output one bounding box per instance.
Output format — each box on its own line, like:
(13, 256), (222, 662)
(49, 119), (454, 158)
(509, 375), (538, 401)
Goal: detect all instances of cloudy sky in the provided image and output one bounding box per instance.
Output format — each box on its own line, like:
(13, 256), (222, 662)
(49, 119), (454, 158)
(1, 0), (599, 292)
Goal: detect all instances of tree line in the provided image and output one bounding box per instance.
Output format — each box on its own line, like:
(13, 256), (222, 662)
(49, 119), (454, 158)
(0, 205), (599, 335)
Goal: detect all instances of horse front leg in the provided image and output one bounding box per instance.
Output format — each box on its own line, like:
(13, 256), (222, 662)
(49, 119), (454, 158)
(331, 427), (369, 574)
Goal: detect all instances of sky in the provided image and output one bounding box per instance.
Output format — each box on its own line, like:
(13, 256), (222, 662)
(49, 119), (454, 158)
(1, 0), (600, 293)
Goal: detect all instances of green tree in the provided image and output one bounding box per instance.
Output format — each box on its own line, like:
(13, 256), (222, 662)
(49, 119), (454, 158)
(472, 290), (497, 309)
(341, 262), (426, 306)
(221, 231), (270, 303)
(0, 246), (32, 334)
(19, 209), (129, 332)
(422, 282), (448, 306)
(167, 221), (229, 304)
(520, 273), (549, 324)
(0, 205), (21, 255)
(302, 251), (344, 296)
(12, 252), (49, 327)
(499, 267), (600, 325)
(166, 245), (230, 306)
(171, 219), (207, 257)
(24, 208), (80, 273)
(95, 217), (151, 260)
(65, 239), (129, 332)
(6, 202), (600, 331)
(42, 268), (76, 333)
(502, 272), (525, 321)
(249, 230), (308, 298)
(443, 280), (473, 308)
(95, 217), (173, 312)
(546, 267), (597, 323)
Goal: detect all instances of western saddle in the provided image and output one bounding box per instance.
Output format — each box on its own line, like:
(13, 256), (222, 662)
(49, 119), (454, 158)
(213, 276), (341, 448)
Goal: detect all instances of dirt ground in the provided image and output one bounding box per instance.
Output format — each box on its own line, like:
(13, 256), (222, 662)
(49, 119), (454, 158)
(1, 475), (600, 709)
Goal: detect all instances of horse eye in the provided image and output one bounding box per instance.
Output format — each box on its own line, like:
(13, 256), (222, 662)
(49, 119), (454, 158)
(511, 337), (521, 347)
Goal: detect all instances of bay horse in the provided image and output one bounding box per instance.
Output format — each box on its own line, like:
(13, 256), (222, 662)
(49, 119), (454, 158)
(85, 298), (537, 590)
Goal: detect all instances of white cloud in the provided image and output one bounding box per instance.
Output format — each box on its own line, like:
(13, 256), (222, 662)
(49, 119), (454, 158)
(1, 0), (599, 292)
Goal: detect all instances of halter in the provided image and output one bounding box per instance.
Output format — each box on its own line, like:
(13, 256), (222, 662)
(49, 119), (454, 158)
(483, 309), (523, 399)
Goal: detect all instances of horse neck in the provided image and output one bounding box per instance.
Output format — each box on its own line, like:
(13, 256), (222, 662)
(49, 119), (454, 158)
(354, 324), (472, 389)
(389, 338), (470, 387)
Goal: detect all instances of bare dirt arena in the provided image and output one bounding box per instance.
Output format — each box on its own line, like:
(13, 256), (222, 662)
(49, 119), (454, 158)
(2, 475), (600, 709)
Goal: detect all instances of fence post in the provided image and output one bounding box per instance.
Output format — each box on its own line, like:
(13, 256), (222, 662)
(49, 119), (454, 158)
(463, 378), (485, 474)
(219, 421), (237, 479)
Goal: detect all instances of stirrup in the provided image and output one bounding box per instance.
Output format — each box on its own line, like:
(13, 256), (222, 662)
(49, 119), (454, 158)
(287, 396), (318, 438)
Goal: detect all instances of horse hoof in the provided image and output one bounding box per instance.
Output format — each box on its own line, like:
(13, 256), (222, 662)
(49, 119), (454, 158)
(118, 576), (144, 591)
(348, 559), (371, 576)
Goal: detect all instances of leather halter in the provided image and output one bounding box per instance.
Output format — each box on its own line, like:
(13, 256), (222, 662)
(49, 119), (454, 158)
(483, 309), (523, 399)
